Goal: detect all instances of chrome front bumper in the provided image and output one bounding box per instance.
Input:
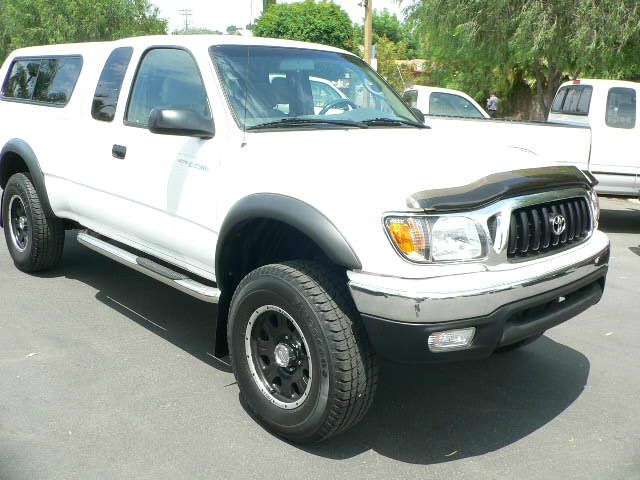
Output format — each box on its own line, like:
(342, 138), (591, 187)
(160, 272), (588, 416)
(348, 230), (610, 324)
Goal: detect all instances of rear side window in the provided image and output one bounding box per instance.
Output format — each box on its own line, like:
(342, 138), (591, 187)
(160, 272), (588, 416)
(2, 56), (82, 106)
(126, 48), (211, 127)
(550, 85), (592, 115)
(92, 47), (134, 122)
(606, 87), (636, 129)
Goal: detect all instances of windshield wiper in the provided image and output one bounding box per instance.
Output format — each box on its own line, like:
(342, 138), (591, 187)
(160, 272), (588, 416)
(361, 117), (429, 129)
(246, 118), (368, 130)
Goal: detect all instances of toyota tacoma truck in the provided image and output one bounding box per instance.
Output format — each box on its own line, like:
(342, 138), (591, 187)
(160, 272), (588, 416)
(0, 35), (610, 443)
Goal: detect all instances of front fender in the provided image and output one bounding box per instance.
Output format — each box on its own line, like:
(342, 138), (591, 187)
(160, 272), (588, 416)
(215, 193), (362, 286)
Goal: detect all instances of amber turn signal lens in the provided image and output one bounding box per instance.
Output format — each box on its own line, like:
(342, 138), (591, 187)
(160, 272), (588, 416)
(388, 222), (416, 253)
(385, 217), (428, 258)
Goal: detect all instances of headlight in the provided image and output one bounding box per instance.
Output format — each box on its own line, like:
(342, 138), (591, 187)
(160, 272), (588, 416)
(589, 189), (600, 228)
(431, 216), (484, 261)
(384, 215), (485, 263)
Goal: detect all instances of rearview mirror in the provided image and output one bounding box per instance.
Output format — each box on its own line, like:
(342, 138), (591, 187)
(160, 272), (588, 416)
(411, 107), (426, 124)
(148, 108), (215, 139)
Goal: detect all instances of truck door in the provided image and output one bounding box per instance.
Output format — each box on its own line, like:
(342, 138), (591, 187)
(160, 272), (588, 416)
(589, 86), (640, 195)
(74, 46), (221, 279)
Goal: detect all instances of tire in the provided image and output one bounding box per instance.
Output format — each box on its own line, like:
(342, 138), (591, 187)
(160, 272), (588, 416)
(228, 261), (377, 444)
(2, 173), (65, 272)
(494, 333), (543, 353)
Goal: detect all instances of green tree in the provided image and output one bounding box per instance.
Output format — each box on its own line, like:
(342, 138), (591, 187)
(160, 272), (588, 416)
(407, 0), (640, 118)
(263, 0), (276, 12)
(373, 9), (403, 44)
(253, 0), (355, 52)
(376, 36), (410, 92)
(174, 27), (223, 35)
(0, 0), (166, 63)
(353, 9), (423, 59)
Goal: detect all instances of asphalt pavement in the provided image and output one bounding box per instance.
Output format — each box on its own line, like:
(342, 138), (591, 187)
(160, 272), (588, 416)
(0, 197), (639, 480)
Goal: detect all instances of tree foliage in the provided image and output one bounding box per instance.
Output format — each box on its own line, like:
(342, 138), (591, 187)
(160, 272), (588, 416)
(174, 27), (223, 35)
(0, 0), (166, 63)
(354, 9), (422, 58)
(253, 0), (355, 52)
(407, 0), (640, 117)
(376, 36), (411, 92)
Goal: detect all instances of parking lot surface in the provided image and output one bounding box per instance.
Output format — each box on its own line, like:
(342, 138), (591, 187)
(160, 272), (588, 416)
(0, 197), (639, 480)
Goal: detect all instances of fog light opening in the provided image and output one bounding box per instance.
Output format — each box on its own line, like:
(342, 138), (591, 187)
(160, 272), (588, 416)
(428, 327), (476, 352)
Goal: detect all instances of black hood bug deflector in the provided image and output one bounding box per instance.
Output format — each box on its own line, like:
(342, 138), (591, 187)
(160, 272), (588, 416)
(407, 166), (597, 212)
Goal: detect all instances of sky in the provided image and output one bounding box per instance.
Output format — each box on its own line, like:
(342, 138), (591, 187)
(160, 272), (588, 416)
(151, 0), (405, 34)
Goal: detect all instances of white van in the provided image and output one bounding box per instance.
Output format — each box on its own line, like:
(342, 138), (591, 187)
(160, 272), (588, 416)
(548, 79), (640, 196)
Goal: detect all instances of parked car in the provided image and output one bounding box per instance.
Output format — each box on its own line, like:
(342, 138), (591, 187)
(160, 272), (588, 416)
(0, 35), (610, 443)
(402, 85), (489, 119)
(548, 79), (640, 197)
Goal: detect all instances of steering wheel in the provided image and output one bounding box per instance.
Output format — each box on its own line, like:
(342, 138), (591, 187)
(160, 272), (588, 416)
(319, 98), (358, 115)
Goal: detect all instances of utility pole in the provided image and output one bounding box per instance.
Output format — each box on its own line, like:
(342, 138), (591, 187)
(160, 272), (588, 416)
(363, 0), (373, 65)
(179, 9), (192, 32)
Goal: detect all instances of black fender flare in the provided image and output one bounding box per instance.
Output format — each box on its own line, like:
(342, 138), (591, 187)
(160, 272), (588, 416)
(0, 139), (54, 226)
(215, 193), (362, 287)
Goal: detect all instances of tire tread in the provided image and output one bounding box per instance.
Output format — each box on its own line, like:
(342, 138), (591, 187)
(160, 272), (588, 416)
(232, 260), (378, 443)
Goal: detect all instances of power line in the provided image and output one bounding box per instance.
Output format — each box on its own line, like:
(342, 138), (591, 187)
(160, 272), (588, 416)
(179, 9), (192, 32)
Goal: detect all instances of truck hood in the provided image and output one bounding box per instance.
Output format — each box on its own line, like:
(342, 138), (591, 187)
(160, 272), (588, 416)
(239, 128), (553, 213)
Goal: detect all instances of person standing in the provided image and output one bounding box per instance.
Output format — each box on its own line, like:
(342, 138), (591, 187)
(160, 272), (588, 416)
(486, 92), (500, 118)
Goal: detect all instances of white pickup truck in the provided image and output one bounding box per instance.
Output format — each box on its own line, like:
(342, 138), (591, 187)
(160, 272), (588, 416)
(406, 80), (640, 198)
(548, 79), (640, 197)
(0, 35), (609, 443)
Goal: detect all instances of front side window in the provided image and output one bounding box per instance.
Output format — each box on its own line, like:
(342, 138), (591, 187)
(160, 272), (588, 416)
(210, 45), (422, 130)
(126, 48), (211, 127)
(429, 92), (484, 118)
(92, 47), (134, 122)
(606, 87), (636, 129)
(2, 56), (81, 105)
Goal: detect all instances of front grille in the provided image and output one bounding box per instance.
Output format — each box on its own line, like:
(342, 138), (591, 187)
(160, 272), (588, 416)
(507, 196), (592, 259)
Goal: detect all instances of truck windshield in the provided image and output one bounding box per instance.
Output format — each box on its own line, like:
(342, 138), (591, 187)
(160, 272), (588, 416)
(210, 45), (422, 130)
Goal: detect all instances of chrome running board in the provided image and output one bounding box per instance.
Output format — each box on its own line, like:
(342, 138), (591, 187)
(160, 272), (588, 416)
(77, 231), (221, 304)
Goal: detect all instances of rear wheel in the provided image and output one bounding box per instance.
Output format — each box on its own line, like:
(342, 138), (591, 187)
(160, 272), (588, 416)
(2, 173), (65, 272)
(228, 261), (377, 443)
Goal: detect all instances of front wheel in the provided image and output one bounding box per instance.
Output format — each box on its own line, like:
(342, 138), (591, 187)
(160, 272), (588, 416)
(228, 261), (377, 443)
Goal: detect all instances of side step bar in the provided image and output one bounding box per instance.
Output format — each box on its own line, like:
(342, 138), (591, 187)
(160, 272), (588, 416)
(77, 231), (221, 304)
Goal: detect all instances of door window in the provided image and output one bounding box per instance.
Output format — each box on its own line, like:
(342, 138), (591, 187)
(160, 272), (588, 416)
(126, 48), (211, 127)
(429, 92), (484, 118)
(92, 47), (134, 122)
(606, 87), (636, 129)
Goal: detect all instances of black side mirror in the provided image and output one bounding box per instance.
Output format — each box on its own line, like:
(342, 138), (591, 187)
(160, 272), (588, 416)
(148, 108), (215, 139)
(411, 107), (426, 124)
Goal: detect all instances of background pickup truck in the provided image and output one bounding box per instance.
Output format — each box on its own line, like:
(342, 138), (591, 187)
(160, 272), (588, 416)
(405, 79), (640, 198)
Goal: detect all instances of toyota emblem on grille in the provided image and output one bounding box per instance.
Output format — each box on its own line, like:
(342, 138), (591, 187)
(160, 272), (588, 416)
(550, 214), (567, 236)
